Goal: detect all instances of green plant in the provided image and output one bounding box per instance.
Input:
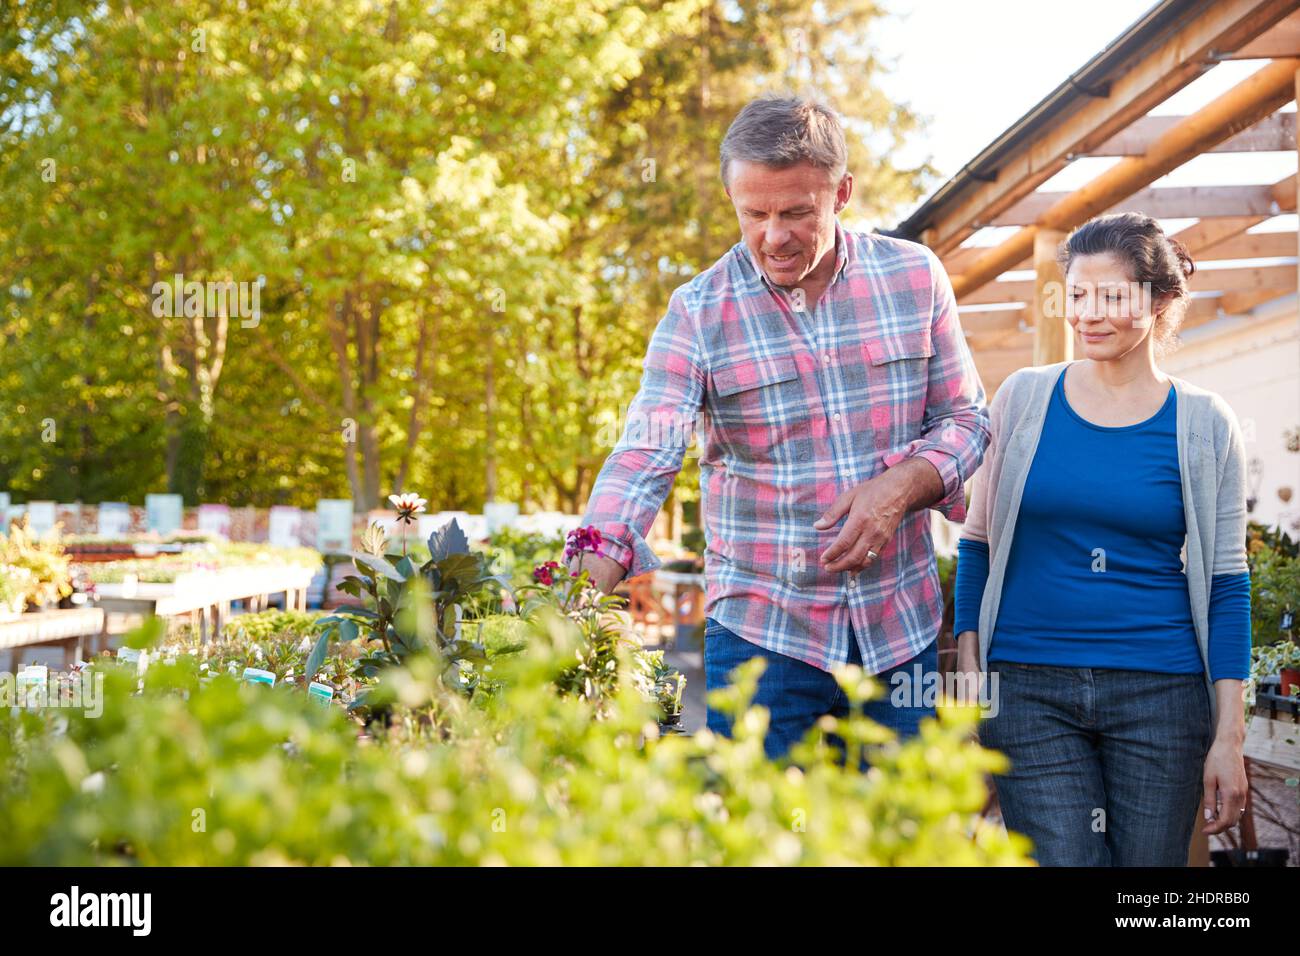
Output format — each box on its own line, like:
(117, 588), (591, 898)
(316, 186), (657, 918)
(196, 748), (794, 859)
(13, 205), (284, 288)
(0, 564), (34, 615)
(1245, 639), (1300, 715)
(1249, 521), (1299, 560)
(308, 519), (505, 707)
(0, 615), (1032, 866)
(225, 609), (321, 643)
(487, 527), (567, 589)
(0, 518), (72, 609)
(1248, 542), (1300, 647)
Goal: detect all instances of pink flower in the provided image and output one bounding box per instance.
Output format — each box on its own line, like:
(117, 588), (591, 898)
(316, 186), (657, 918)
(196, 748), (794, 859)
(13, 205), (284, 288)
(564, 526), (604, 562)
(532, 561), (563, 586)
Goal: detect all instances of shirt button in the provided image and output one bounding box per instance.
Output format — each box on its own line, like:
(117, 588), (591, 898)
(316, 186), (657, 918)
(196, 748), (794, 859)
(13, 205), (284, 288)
(822, 354), (832, 364)
(833, 413), (842, 422)
(847, 577), (858, 588)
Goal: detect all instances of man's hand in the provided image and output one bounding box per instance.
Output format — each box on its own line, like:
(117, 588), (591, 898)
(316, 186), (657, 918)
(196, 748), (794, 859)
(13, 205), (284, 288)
(814, 457), (943, 573)
(568, 552), (627, 595)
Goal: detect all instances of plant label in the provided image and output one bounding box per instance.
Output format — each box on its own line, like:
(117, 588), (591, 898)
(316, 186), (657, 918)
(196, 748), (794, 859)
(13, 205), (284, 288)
(242, 667), (276, 687)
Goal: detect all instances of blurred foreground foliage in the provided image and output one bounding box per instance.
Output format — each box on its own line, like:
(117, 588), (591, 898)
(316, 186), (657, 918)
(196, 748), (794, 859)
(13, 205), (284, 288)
(0, 613), (1029, 866)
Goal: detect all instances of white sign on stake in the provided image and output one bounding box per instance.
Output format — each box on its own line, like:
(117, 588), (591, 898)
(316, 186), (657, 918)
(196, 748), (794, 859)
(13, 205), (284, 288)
(197, 504), (232, 539)
(316, 499), (353, 553)
(484, 501), (520, 534)
(268, 506), (302, 547)
(97, 502), (131, 537)
(145, 494), (184, 535)
(26, 501), (56, 536)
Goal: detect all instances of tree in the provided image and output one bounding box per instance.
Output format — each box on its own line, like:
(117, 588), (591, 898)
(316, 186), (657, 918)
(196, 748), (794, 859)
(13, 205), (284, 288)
(0, 0), (930, 515)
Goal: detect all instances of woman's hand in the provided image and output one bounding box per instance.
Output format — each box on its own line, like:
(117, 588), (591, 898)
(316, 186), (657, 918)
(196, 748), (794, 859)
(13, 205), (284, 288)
(952, 630), (982, 707)
(1201, 737), (1248, 835)
(1202, 679), (1249, 835)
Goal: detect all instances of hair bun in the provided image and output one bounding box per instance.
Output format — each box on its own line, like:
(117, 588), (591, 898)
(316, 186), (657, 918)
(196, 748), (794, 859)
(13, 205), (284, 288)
(1168, 237), (1195, 279)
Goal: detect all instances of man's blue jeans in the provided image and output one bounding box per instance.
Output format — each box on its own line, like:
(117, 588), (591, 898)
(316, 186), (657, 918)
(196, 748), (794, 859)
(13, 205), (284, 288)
(703, 617), (938, 765)
(977, 662), (1212, 866)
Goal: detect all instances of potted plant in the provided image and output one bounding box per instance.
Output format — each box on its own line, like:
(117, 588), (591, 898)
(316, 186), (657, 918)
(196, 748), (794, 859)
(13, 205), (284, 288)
(0, 519), (72, 611)
(1279, 641), (1300, 698)
(0, 565), (32, 621)
(306, 499), (505, 723)
(1248, 640), (1300, 710)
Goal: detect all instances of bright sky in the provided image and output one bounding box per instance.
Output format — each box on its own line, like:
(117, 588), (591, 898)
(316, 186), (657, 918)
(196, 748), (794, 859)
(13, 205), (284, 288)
(873, 0), (1299, 236)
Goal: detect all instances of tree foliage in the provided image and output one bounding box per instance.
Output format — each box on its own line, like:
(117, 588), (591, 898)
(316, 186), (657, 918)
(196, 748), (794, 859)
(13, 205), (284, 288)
(0, 0), (929, 510)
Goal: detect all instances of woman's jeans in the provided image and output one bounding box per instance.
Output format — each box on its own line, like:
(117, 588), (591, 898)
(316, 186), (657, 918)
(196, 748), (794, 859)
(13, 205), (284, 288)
(703, 617), (938, 766)
(978, 662), (1213, 867)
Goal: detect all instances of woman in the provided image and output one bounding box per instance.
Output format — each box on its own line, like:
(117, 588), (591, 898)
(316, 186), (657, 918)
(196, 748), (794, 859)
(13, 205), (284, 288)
(954, 212), (1251, 866)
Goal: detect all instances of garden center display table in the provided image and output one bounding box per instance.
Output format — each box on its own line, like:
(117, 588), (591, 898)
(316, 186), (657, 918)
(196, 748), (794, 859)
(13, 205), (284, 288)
(0, 607), (107, 670)
(1238, 685), (1300, 858)
(94, 565), (316, 642)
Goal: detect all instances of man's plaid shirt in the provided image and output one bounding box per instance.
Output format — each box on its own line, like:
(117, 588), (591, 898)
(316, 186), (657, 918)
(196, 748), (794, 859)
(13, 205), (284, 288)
(582, 219), (990, 674)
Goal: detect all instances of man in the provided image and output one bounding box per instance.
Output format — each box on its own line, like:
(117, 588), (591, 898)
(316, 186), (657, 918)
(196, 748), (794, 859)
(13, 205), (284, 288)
(571, 94), (989, 761)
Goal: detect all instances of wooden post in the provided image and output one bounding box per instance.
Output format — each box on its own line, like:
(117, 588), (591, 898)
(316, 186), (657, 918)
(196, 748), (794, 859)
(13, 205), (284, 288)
(1032, 228), (1070, 366)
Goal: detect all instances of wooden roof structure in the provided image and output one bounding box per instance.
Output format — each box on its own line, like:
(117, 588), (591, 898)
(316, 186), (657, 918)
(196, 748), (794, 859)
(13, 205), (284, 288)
(892, 0), (1300, 395)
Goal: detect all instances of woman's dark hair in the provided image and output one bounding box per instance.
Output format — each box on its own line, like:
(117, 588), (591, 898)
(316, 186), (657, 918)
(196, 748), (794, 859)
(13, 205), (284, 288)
(1057, 212), (1196, 355)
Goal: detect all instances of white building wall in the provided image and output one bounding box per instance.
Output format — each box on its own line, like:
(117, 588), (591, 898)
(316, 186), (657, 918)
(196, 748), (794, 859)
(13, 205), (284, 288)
(1163, 300), (1300, 534)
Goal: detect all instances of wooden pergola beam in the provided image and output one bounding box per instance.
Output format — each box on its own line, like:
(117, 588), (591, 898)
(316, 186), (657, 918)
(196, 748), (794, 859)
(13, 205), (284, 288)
(956, 307), (1026, 334)
(1189, 263), (1297, 291)
(951, 57), (1300, 300)
(1224, 7), (1300, 57)
(959, 280), (1036, 306)
(1218, 287), (1291, 314)
(970, 348), (1037, 383)
(992, 184), (1288, 227)
(967, 328), (1033, 352)
(1194, 229), (1298, 260)
(945, 245), (1024, 275)
(922, 0), (1300, 256)
(960, 261), (1296, 305)
(1090, 111), (1296, 155)
(1167, 175), (1296, 256)
(944, 173), (1295, 275)
(1184, 296), (1228, 324)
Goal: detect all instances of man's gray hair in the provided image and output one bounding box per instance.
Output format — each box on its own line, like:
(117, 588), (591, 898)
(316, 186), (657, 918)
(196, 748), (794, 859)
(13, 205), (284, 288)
(719, 94), (848, 188)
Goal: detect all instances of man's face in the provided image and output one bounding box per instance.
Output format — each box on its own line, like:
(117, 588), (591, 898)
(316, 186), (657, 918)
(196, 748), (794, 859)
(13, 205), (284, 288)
(726, 160), (851, 288)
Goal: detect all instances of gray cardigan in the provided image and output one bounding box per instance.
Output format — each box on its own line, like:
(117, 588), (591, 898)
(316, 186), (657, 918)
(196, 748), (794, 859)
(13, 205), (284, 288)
(960, 360), (1249, 725)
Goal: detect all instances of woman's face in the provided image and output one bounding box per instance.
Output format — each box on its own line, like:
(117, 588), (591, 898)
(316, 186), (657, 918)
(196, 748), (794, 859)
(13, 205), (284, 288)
(1065, 251), (1168, 361)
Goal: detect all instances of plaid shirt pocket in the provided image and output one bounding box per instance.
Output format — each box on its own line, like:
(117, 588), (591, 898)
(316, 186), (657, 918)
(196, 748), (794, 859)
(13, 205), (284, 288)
(710, 354), (810, 461)
(865, 329), (934, 442)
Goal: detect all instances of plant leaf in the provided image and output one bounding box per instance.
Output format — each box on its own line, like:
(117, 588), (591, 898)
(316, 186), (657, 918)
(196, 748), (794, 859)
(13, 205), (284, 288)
(427, 519), (471, 562)
(347, 552), (404, 581)
(305, 631), (330, 680)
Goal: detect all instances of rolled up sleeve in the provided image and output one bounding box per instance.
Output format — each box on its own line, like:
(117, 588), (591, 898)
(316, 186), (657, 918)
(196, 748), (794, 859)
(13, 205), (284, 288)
(579, 289), (705, 579)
